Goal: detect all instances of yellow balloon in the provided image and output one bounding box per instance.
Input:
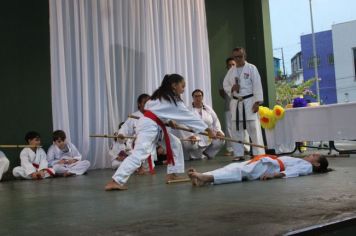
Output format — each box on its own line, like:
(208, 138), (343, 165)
(259, 108), (276, 129)
(273, 105), (285, 120)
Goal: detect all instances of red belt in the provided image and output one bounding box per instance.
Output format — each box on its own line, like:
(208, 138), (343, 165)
(144, 110), (174, 166)
(248, 154), (285, 172)
(32, 163), (55, 176)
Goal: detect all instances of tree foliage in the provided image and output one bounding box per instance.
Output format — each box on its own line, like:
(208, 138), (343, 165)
(275, 78), (317, 107)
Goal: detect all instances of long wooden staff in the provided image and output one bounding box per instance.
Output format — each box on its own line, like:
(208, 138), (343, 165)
(89, 134), (135, 139)
(128, 115), (266, 149)
(180, 138), (201, 143)
(166, 178), (191, 184)
(0, 145), (42, 148)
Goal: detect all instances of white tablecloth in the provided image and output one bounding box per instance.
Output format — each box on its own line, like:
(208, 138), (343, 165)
(265, 102), (356, 153)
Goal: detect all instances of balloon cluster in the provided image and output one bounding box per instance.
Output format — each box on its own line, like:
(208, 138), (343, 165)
(258, 105), (285, 129)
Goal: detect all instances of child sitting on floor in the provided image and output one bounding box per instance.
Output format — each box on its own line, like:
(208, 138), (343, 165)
(47, 130), (90, 177)
(13, 131), (55, 180)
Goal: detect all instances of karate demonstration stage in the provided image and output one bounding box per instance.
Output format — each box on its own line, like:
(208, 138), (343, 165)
(1, 153), (356, 235)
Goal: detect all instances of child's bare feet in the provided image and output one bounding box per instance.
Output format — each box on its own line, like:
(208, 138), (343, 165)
(187, 168), (212, 187)
(104, 180), (128, 191)
(166, 173), (186, 183)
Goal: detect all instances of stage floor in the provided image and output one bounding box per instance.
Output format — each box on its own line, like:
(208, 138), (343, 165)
(1, 154), (356, 235)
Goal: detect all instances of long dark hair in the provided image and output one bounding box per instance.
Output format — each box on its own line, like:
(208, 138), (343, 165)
(313, 156), (333, 173)
(151, 74), (184, 106)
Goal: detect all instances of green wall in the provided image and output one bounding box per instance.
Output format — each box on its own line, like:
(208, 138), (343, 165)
(0, 0), (274, 177)
(0, 0), (53, 177)
(205, 0), (275, 129)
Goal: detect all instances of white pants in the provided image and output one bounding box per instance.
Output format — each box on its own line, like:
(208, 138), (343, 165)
(0, 155), (10, 180)
(111, 160), (122, 169)
(225, 111), (250, 152)
(112, 158), (155, 170)
(53, 160), (90, 175)
(112, 118), (184, 185)
(12, 167), (55, 180)
(231, 120), (265, 157)
(182, 139), (225, 160)
(205, 160), (278, 185)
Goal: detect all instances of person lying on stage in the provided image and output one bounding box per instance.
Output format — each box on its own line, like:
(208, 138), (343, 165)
(105, 74), (214, 191)
(177, 89), (225, 160)
(188, 153), (331, 186)
(47, 130), (90, 177)
(0, 150), (10, 181)
(13, 131), (55, 180)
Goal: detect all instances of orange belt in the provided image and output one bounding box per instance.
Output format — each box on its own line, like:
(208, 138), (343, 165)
(248, 154), (285, 172)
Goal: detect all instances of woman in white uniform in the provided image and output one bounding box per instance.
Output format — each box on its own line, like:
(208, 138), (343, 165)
(180, 89), (225, 160)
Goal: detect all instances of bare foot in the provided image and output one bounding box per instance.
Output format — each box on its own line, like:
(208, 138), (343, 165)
(166, 173), (186, 183)
(187, 168), (212, 187)
(104, 180), (128, 191)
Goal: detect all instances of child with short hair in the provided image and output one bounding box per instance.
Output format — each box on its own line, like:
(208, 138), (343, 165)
(47, 130), (90, 177)
(0, 150), (10, 181)
(12, 131), (55, 180)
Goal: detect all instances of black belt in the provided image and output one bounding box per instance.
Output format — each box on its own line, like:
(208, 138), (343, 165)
(232, 94), (253, 131)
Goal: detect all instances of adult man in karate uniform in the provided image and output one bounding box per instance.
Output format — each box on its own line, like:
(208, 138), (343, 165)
(223, 47), (265, 161)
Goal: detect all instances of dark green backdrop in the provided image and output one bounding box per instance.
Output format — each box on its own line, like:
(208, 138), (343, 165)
(0, 0), (274, 174)
(0, 0), (53, 173)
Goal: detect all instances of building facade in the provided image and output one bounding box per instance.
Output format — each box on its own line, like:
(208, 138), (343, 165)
(301, 30), (337, 104)
(290, 51), (304, 85)
(332, 20), (356, 103)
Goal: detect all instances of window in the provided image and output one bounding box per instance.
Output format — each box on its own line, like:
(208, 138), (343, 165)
(308, 56), (320, 68)
(327, 53), (334, 65)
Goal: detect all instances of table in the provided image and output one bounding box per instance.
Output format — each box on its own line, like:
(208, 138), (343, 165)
(265, 102), (356, 154)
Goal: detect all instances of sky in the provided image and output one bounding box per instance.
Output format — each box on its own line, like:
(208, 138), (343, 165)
(269, 0), (356, 75)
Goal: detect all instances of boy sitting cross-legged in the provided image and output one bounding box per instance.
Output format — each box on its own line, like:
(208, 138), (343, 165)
(47, 130), (90, 177)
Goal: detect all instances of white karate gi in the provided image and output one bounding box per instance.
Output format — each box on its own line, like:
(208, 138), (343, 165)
(179, 104), (224, 160)
(119, 110), (143, 138)
(223, 61), (265, 157)
(112, 99), (208, 185)
(0, 150), (10, 180)
(12, 148), (55, 179)
(205, 156), (313, 185)
(109, 141), (133, 169)
(47, 142), (90, 175)
(113, 110), (156, 169)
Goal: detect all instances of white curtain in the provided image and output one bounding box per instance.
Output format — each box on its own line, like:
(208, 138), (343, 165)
(49, 0), (212, 168)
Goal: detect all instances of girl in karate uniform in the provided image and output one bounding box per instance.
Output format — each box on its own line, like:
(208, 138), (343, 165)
(105, 74), (214, 191)
(188, 153), (331, 186)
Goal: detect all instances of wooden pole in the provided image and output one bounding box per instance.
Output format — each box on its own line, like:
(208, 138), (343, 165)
(128, 114), (266, 149)
(89, 134), (135, 139)
(0, 145), (41, 148)
(166, 178), (191, 184)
